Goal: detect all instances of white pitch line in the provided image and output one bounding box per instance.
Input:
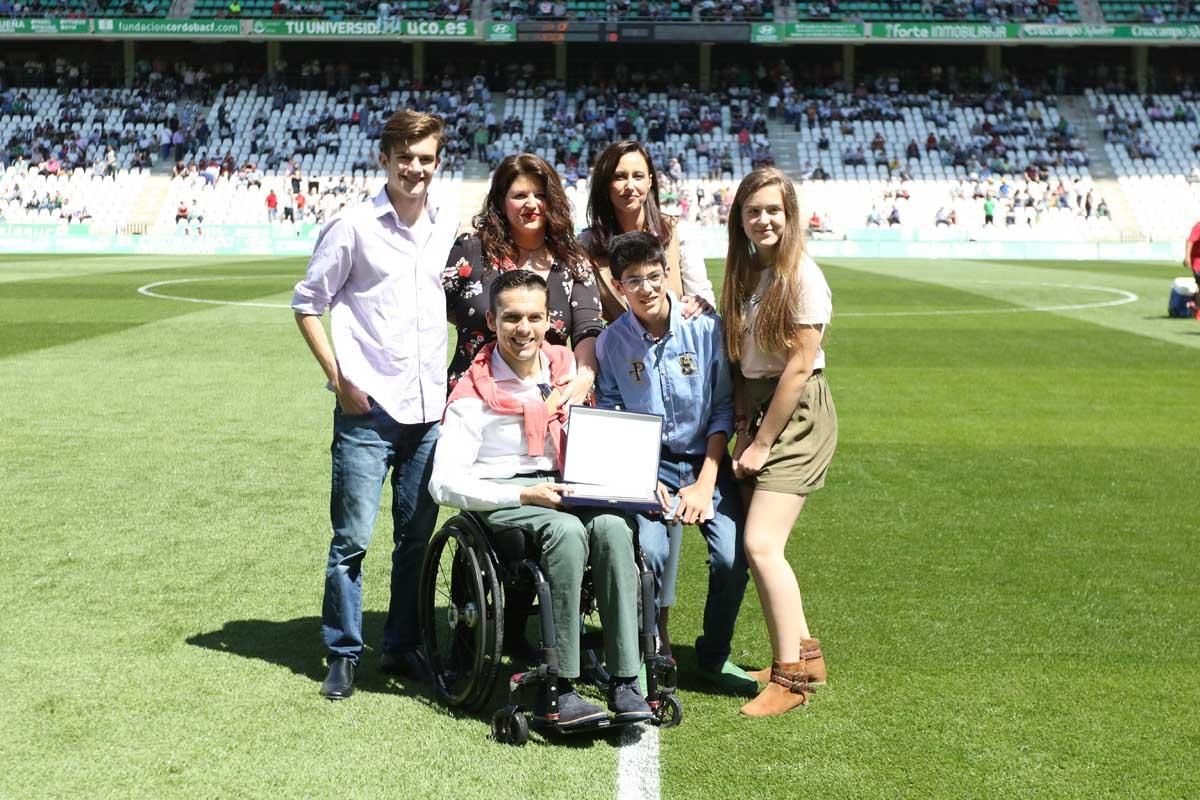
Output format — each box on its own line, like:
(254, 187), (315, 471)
(138, 276), (1139, 320)
(136, 275), (292, 309)
(837, 280), (1138, 317)
(616, 724), (661, 800)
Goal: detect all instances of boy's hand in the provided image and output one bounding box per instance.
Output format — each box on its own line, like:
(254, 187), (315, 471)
(335, 374), (371, 415)
(675, 480), (714, 525)
(520, 483), (568, 509)
(656, 481), (673, 515)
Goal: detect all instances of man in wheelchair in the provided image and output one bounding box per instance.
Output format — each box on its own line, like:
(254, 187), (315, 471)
(428, 269), (651, 730)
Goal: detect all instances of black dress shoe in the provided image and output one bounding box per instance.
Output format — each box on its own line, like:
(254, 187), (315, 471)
(379, 649), (433, 684)
(320, 657), (355, 699)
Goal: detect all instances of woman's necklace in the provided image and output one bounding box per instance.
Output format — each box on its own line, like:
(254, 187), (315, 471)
(516, 242), (551, 273)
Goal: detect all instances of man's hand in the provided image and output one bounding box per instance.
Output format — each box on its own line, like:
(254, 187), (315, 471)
(520, 482), (568, 509)
(733, 440), (770, 480)
(336, 374), (371, 415)
(679, 294), (714, 319)
(656, 481), (673, 515)
(675, 480), (714, 525)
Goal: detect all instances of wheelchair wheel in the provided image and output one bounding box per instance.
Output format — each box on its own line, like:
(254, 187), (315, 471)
(418, 518), (503, 711)
(654, 694), (682, 729)
(491, 705), (529, 746)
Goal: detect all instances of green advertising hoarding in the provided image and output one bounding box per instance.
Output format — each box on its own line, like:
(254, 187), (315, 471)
(872, 21), (1200, 41)
(1, 15), (1198, 42)
(484, 21), (517, 42)
(95, 18), (243, 35)
(871, 21), (1018, 40)
(246, 18), (474, 37)
(0, 17), (91, 34)
(751, 21), (865, 42)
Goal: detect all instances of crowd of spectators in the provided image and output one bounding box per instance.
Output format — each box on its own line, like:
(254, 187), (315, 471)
(0, 59), (220, 175)
(0, 163), (94, 223)
(1101, 95), (1197, 161)
(784, 76), (1089, 182)
(799, 0), (1070, 21)
(493, 79), (774, 182)
(853, 173), (1109, 231)
(1125, 1), (1200, 23)
(166, 168), (374, 232)
(491, 0), (769, 19)
(208, 67), (490, 173)
(211, 0), (471, 19)
(0, 0), (164, 18)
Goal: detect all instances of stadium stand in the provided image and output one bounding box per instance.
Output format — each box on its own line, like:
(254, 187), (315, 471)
(193, 0), (472, 18)
(3, 44), (1196, 245)
(491, 0), (770, 20)
(1096, 0), (1197, 22)
(0, 0), (167, 17)
(800, 0), (1077, 21)
(151, 73), (489, 231)
(775, 79), (1112, 236)
(1089, 89), (1200, 241)
(491, 81), (774, 181)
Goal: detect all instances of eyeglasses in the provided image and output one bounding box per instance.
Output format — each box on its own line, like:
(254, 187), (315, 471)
(620, 271), (666, 291)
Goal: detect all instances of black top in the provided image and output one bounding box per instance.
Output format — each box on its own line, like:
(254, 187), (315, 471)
(441, 233), (605, 390)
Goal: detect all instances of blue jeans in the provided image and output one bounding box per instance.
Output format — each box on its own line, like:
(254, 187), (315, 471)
(636, 451), (748, 669)
(322, 402), (439, 664)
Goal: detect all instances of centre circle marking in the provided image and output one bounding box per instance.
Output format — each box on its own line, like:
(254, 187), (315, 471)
(136, 275), (293, 308)
(837, 281), (1138, 317)
(137, 276), (1139, 316)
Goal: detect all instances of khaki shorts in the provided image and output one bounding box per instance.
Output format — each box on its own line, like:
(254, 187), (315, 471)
(744, 371), (838, 495)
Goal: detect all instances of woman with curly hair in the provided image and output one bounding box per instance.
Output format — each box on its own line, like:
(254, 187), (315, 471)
(442, 153), (604, 402)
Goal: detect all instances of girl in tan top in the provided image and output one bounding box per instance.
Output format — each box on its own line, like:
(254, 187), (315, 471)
(721, 167), (838, 717)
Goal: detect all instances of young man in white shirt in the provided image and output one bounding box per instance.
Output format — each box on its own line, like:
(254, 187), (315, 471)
(429, 270), (651, 729)
(292, 110), (459, 699)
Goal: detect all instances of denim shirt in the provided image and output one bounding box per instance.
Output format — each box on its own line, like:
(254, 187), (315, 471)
(595, 294), (734, 457)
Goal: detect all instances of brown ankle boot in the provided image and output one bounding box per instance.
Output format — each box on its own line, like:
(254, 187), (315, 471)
(749, 638), (827, 685)
(739, 661), (813, 717)
(799, 638), (826, 685)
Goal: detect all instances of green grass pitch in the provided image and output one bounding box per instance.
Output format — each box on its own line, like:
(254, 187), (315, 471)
(1, 253), (1198, 798)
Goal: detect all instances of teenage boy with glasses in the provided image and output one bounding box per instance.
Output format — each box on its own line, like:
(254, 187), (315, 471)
(594, 231), (755, 695)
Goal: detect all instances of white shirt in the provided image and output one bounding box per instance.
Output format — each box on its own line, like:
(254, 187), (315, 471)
(428, 349), (576, 511)
(675, 219), (717, 305)
(291, 186), (459, 424)
(740, 253), (831, 379)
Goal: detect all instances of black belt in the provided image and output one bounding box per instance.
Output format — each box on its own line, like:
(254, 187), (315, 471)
(521, 469), (559, 479)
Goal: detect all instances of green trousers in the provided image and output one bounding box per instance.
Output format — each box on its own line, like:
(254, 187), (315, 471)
(481, 478), (641, 680)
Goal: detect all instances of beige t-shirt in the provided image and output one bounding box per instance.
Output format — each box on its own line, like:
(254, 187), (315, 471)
(739, 253), (831, 379)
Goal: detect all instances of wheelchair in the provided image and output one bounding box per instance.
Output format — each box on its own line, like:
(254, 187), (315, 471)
(417, 511), (682, 745)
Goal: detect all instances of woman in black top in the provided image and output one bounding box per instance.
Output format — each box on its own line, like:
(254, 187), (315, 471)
(442, 153), (603, 401)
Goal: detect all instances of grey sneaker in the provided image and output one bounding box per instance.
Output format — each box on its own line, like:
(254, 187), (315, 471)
(607, 679), (652, 724)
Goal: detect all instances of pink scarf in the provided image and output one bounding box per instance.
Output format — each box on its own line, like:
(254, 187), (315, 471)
(445, 341), (574, 469)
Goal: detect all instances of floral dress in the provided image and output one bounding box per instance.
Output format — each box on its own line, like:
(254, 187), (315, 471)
(442, 233), (605, 391)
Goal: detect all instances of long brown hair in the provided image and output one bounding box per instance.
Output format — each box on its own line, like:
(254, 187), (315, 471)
(585, 140), (672, 260)
(474, 153), (589, 280)
(720, 167), (806, 363)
